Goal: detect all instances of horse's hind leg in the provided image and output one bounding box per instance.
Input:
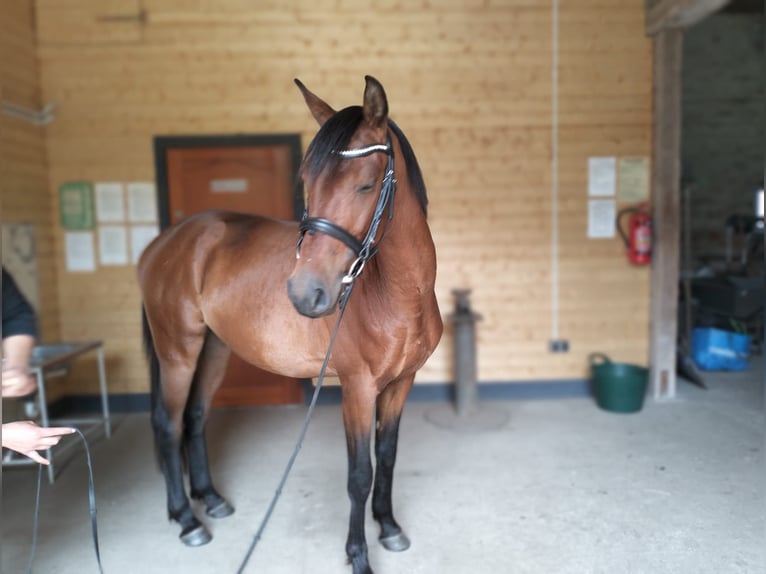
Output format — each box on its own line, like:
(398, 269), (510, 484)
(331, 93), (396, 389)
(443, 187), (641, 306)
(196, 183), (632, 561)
(153, 363), (212, 545)
(372, 374), (415, 552)
(185, 331), (234, 519)
(150, 323), (211, 547)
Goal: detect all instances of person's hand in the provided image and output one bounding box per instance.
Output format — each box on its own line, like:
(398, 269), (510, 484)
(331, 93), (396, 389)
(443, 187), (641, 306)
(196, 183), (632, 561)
(1, 368), (37, 398)
(2, 421), (76, 465)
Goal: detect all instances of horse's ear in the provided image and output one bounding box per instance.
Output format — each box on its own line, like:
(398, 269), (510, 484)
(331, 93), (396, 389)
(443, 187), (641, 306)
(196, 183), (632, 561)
(363, 75), (388, 129)
(295, 79), (336, 127)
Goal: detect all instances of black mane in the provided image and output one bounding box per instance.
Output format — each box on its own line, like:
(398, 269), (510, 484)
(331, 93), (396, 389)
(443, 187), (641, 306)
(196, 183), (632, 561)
(301, 107), (429, 216)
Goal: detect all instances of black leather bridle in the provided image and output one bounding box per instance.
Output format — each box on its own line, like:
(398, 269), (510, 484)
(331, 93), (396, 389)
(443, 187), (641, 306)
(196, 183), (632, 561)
(296, 133), (396, 285)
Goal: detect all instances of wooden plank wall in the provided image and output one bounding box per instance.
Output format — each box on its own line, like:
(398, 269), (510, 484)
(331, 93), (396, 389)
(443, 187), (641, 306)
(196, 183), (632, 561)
(1, 0), (60, 345)
(29, 0), (651, 395)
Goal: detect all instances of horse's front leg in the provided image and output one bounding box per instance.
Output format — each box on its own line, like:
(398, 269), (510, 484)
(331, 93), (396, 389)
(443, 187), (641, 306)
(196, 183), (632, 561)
(373, 374), (414, 552)
(341, 382), (376, 574)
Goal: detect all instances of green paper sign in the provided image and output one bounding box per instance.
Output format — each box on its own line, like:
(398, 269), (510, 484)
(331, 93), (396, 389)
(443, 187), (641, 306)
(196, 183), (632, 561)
(59, 182), (95, 230)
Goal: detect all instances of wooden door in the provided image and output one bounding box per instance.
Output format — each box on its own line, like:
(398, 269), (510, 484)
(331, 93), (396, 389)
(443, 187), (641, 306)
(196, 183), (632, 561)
(162, 139), (304, 408)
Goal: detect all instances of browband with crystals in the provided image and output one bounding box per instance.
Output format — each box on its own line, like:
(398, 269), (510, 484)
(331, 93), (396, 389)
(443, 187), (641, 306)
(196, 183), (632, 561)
(337, 144), (391, 158)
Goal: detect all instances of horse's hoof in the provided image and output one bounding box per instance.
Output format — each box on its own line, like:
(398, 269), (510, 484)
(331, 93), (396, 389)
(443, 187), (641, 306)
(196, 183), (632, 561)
(180, 524), (212, 547)
(379, 531), (410, 552)
(206, 500), (235, 519)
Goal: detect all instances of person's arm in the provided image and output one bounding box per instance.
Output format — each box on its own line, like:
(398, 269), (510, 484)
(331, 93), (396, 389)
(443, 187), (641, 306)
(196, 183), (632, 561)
(2, 268), (39, 396)
(2, 422), (76, 465)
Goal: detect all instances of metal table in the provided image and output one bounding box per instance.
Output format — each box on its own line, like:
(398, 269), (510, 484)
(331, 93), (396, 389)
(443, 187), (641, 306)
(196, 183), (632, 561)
(2, 341), (111, 483)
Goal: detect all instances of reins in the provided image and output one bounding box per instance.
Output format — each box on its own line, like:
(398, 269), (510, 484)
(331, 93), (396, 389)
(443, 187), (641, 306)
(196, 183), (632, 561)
(235, 279), (355, 574)
(26, 428), (103, 574)
(237, 136), (396, 574)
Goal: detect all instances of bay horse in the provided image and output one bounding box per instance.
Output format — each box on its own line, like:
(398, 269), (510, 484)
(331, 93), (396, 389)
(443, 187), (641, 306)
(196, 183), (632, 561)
(138, 76), (442, 574)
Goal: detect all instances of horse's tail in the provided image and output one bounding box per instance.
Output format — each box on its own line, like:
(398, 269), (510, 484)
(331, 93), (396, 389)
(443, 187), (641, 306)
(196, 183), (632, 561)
(142, 304), (165, 467)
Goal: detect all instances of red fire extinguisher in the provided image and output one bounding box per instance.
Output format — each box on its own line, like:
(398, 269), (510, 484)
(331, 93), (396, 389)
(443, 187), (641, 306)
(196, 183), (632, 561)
(616, 205), (652, 265)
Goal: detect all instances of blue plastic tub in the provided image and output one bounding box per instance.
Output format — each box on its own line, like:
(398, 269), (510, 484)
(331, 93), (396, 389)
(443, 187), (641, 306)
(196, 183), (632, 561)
(691, 327), (751, 371)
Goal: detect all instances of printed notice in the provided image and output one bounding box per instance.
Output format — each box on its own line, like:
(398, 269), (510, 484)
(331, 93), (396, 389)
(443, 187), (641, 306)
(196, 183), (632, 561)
(99, 225), (128, 266)
(588, 157), (616, 197)
(127, 182), (158, 222)
(130, 225), (159, 264)
(95, 182), (125, 222)
(65, 231), (96, 272)
(587, 199), (616, 239)
(618, 157), (649, 202)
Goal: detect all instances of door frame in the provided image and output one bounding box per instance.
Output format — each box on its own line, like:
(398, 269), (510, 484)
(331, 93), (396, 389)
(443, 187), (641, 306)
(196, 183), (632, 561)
(153, 133), (305, 228)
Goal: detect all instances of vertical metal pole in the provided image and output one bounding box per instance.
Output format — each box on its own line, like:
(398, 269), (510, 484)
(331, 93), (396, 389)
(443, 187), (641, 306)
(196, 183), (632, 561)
(96, 346), (111, 438)
(450, 290), (482, 417)
(34, 367), (55, 484)
(425, 289), (507, 432)
(550, 0), (561, 345)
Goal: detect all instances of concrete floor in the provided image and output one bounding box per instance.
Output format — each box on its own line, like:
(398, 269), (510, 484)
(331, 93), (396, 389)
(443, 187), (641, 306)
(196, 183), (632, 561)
(2, 360), (764, 574)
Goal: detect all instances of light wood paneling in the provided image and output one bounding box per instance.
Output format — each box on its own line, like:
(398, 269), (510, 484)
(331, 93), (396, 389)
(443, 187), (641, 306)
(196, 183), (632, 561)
(30, 0), (651, 394)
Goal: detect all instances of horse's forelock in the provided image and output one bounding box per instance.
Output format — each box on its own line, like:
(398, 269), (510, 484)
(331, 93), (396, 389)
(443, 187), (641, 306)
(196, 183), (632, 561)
(303, 106), (364, 179)
(301, 108), (428, 217)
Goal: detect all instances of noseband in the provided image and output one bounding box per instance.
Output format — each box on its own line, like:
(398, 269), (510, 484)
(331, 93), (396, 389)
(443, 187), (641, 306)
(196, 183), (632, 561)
(296, 134), (397, 284)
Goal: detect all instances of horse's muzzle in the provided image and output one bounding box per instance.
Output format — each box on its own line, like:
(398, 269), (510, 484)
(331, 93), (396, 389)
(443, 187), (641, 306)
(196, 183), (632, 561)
(287, 275), (339, 318)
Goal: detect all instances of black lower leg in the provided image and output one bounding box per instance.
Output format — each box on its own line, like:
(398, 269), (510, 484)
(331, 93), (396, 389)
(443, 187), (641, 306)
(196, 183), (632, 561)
(346, 434), (374, 574)
(152, 408), (209, 545)
(372, 417), (405, 541)
(184, 403), (233, 518)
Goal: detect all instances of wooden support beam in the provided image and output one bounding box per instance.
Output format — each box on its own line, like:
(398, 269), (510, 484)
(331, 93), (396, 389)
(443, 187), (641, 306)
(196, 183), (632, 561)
(646, 0), (731, 35)
(649, 29), (683, 400)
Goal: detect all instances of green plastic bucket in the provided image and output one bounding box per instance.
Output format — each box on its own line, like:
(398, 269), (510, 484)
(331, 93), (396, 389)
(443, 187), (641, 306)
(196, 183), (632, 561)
(589, 353), (649, 413)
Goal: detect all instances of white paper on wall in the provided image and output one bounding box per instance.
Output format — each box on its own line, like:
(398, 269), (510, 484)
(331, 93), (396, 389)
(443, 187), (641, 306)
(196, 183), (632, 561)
(99, 225), (129, 265)
(588, 157), (616, 197)
(587, 199), (616, 239)
(95, 182), (125, 222)
(65, 231), (96, 272)
(130, 225), (160, 264)
(127, 182), (158, 222)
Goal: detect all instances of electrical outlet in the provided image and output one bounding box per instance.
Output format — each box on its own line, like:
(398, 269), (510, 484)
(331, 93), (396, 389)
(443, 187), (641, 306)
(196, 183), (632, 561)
(549, 339), (570, 353)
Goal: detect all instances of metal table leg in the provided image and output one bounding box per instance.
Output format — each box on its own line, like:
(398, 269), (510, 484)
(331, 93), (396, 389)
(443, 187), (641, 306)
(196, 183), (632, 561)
(96, 346), (111, 438)
(33, 366), (55, 484)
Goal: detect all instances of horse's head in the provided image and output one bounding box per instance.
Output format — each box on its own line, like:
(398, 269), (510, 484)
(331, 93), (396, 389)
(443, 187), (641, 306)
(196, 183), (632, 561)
(288, 76), (395, 318)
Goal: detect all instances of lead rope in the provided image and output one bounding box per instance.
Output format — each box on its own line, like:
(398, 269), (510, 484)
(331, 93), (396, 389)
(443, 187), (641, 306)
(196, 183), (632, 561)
(236, 281), (357, 574)
(26, 428), (103, 574)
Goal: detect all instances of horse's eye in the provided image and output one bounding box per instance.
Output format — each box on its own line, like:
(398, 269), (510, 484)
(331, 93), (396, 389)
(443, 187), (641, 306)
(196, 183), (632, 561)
(357, 183), (375, 194)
